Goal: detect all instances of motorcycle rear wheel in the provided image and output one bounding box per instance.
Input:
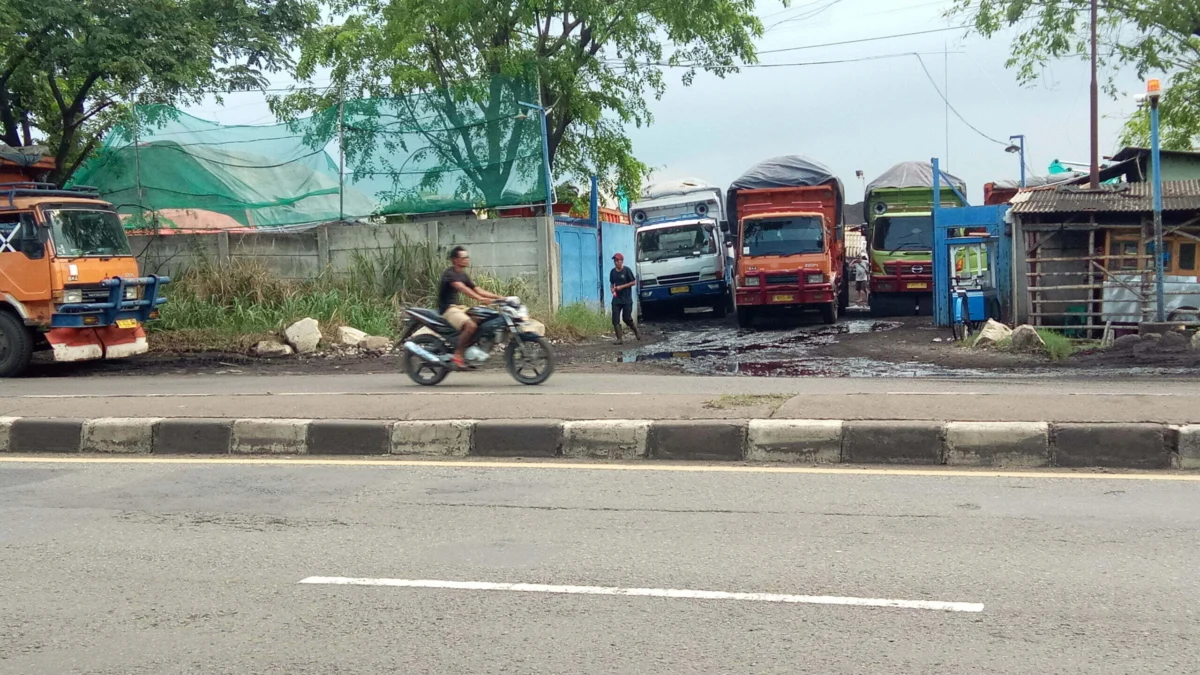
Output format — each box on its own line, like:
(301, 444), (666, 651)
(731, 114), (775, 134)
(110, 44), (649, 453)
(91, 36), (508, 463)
(404, 334), (451, 386)
(505, 335), (555, 385)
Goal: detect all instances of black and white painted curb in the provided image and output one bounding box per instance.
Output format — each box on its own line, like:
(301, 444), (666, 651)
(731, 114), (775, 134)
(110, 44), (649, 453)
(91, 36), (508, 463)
(2, 417), (1198, 470)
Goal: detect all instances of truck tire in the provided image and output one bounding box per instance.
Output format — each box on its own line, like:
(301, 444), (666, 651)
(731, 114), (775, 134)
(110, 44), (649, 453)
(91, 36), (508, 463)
(0, 311), (34, 378)
(640, 303), (656, 323)
(820, 299), (838, 325)
(869, 293), (894, 318)
(712, 296), (729, 318)
(736, 307), (756, 329)
(837, 267), (850, 313)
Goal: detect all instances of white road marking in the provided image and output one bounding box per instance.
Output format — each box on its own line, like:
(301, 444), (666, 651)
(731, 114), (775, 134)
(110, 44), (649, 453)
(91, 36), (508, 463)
(13, 391), (644, 399)
(297, 577), (984, 613)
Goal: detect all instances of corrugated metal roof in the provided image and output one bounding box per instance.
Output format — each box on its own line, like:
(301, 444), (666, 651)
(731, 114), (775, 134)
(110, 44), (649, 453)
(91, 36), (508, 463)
(1009, 180), (1200, 214)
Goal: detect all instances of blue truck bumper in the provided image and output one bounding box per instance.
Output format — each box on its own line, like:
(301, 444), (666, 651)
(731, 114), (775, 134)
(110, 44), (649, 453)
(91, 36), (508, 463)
(50, 275), (170, 328)
(639, 280), (728, 307)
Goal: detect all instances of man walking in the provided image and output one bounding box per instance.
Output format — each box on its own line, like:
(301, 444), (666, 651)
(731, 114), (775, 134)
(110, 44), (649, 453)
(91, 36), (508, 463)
(609, 252), (641, 344)
(851, 254), (870, 306)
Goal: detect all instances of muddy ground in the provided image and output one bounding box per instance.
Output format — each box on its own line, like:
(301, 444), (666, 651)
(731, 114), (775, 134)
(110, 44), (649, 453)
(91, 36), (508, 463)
(25, 307), (1200, 379)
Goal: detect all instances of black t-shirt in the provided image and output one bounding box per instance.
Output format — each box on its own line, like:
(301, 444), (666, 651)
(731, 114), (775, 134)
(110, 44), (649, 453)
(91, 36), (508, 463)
(610, 266), (636, 304)
(438, 268), (475, 313)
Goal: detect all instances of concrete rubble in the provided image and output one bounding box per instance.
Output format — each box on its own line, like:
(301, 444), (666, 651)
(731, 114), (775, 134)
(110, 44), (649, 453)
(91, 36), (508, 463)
(973, 319), (1012, 348)
(284, 317), (322, 354)
(1010, 325), (1046, 352)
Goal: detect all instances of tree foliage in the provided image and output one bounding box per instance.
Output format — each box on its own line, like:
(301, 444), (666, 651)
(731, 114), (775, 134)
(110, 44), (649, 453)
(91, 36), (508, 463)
(951, 0), (1200, 150)
(0, 0), (319, 185)
(276, 0), (768, 202)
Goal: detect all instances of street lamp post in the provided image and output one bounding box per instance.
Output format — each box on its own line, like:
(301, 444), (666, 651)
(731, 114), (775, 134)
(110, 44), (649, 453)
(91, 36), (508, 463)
(1145, 80), (1166, 321)
(518, 102), (555, 219)
(1005, 135), (1026, 188)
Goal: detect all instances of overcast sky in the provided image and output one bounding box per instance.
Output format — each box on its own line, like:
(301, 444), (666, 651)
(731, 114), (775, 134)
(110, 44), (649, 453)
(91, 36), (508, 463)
(185, 0), (1152, 204)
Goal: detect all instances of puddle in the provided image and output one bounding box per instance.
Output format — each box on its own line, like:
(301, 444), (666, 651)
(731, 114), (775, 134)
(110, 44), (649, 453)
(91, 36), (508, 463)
(617, 320), (963, 377)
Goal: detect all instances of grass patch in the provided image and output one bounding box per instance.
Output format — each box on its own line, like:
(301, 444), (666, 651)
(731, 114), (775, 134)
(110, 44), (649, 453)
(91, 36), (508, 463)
(1036, 329), (1075, 361)
(150, 238), (613, 352)
(702, 394), (792, 410)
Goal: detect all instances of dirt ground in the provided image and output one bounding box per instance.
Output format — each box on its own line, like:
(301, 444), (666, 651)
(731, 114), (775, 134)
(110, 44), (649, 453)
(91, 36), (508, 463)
(24, 309), (1200, 379)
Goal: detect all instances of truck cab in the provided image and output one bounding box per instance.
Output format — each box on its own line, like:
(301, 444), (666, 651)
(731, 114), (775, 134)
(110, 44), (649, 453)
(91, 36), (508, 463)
(864, 162), (966, 317)
(630, 180), (733, 320)
(0, 183), (168, 376)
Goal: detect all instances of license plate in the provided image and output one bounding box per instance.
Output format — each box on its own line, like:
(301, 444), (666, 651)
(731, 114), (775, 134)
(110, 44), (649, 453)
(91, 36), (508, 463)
(907, 283), (928, 290)
(669, 285), (689, 295)
(116, 319), (138, 329)
(771, 294), (795, 303)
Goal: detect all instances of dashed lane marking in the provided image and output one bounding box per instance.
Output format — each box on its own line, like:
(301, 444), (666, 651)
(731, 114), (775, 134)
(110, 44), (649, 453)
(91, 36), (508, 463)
(297, 577), (985, 613)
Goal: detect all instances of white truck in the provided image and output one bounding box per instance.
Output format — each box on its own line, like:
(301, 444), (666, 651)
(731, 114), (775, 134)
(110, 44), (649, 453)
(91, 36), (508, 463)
(629, 179), (734, 321)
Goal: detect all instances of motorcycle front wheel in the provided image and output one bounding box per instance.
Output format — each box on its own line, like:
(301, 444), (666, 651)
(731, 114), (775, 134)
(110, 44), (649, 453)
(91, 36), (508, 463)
(504, 335), (555, 385)
(404, 334), (450, 386)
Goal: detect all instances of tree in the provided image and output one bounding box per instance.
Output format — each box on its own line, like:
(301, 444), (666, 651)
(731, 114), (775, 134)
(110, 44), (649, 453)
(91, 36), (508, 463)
(276, 0), (767, 205)
(0, 0), (319, 185)
(950, 0), (1200, 151)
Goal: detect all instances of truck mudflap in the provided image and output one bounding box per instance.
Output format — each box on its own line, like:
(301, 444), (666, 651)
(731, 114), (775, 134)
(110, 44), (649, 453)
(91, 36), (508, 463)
(45, 325), (148, 363)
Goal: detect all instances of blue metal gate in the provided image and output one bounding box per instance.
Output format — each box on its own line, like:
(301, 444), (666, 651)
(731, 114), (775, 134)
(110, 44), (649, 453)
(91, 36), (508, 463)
(555, 220), (601, 308)
(932, 158), (1012, 326)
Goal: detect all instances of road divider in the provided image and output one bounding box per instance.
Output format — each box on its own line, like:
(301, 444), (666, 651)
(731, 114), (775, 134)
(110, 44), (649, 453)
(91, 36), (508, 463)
(0, 417), (1194, 470)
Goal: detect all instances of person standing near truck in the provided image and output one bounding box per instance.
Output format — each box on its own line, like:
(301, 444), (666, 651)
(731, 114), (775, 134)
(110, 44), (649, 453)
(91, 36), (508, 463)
(609, 253), (641, 344)
(851, 255), (870, 306)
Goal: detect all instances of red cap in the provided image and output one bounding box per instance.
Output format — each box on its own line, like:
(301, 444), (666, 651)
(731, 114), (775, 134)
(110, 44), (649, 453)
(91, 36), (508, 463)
(612, 253), (624, 261)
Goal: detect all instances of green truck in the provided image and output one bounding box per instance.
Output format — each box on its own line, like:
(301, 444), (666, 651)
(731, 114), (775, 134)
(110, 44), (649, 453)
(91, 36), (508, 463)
(864, 161), (966, 317)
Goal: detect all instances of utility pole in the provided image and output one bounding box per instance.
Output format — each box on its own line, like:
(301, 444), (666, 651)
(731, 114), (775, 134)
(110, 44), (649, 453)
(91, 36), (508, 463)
(1088, 0), (1100, 189)
(1147, 79), (1166, 322)
(337, 89), (346, 223)
(944, 41), (950, 171)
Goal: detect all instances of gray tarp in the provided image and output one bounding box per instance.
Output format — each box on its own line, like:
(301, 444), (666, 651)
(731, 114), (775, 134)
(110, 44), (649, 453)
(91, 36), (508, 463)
(641, 178), (718, 200)
(865, 161), (966, 196)
(726, 155), (845, 226)
(990, 173), (1082, 190)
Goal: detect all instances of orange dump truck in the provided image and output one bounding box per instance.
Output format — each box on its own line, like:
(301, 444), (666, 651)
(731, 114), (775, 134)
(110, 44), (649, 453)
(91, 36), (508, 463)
(0, 183), (168, 376)
(726, 155), (847, 328)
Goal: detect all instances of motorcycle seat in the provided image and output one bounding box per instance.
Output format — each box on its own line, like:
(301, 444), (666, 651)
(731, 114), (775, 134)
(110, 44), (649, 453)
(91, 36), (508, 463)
(408, 308), (456, 333)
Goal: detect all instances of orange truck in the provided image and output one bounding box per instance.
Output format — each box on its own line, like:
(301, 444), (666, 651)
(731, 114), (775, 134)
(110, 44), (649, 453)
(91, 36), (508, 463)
(726, 155), (848, 328)
(0, 182), (168, 377)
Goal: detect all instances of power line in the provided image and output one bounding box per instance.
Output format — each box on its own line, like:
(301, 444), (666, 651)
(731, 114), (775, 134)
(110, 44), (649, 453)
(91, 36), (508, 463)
(606, 50), (960, 70)
(912, 53), (1007, 146)
(757, 25), (966, 56)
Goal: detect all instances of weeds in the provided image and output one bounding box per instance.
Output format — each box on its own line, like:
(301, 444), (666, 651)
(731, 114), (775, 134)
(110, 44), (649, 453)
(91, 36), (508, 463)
(151, 237), (611, 352)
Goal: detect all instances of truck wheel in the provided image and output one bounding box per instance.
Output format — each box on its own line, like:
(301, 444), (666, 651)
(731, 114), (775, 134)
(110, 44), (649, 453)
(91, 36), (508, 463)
(736, 307), (756, 329)
(837, 268), (850, 313)
(640, 304), (656, 323)
(869, 293), (892, 318)
(712, 297), (729, 318)
(0, 311), (34, 378)
(820, 299), (838, 325)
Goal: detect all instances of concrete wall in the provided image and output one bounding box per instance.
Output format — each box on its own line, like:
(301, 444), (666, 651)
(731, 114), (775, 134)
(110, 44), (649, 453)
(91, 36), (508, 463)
(131, 217), (558, 305)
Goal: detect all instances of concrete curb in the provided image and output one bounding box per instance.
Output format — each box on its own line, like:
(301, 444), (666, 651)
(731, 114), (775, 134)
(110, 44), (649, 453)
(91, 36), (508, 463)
(0, 417), (1191, 470)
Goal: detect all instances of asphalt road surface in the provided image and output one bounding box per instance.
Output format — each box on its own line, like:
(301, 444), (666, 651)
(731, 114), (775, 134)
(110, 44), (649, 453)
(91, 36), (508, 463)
(3, 456), (1199, 674)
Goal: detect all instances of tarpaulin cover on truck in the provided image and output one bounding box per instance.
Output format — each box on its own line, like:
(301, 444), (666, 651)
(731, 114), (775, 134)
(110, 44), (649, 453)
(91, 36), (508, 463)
(865, 161), (966, 197)
(726, 155), (845, 227)
(641, 178), (719, 200)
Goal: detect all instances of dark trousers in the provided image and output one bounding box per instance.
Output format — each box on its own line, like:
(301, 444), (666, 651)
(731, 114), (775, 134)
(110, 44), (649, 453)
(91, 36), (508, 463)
(612, 301), (634, 328)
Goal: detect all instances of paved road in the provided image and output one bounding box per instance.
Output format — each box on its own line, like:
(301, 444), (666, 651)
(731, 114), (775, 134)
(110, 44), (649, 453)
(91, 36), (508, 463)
(4, 372), (1200, 422)
(2, 456), (1198, 673)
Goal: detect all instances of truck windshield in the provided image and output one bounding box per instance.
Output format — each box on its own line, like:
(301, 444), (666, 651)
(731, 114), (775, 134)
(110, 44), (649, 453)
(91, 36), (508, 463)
(45, 209), (132, 258)
(743, 216), (824, 257)
(637, 223), (715, 262)
(873, 215), (933, 253)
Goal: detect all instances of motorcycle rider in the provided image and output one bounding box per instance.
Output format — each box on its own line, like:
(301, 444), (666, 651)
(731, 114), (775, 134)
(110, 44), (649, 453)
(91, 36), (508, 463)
(438, 246), (504, 369)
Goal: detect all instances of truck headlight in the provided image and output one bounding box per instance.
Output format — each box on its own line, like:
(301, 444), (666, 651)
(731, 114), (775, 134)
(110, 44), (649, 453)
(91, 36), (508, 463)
(62, 289), (83, 304)
(805, 273), (825, 284)
(124, 287), (139, 300)
(745, 277), (760, 287)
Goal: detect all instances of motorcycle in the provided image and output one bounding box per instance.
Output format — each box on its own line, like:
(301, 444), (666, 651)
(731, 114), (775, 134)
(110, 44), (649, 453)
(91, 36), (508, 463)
(399, 297), (555, 386)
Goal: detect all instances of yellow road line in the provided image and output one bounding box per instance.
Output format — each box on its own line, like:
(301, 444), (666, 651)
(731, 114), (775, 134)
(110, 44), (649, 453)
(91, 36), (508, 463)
(1, 455), (1197, 481)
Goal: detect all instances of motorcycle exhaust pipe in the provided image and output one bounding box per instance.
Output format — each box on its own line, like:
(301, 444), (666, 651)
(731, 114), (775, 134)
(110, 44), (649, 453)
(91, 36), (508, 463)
(403, 340), (445, 364)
